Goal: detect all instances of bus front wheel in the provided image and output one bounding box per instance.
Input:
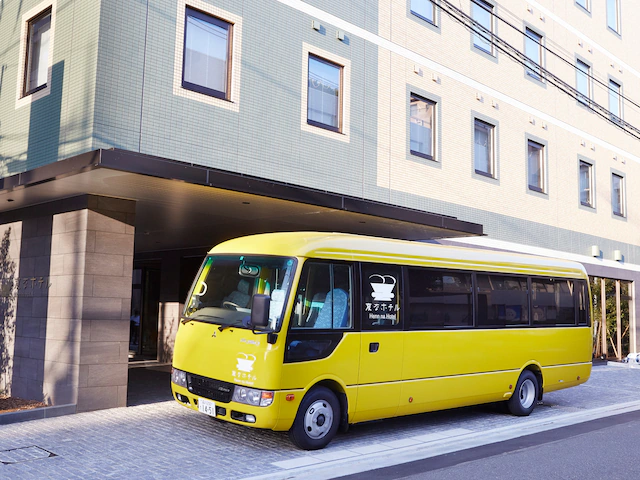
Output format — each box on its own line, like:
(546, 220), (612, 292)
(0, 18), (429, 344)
(507, 370), (539, 416)
(289, 387), (340, 450)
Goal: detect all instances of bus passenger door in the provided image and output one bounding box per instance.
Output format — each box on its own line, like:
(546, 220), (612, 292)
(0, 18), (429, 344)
(354, 264), (404, 423)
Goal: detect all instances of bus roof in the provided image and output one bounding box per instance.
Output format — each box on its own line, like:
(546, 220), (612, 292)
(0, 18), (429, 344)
(209, 232), (587, 279)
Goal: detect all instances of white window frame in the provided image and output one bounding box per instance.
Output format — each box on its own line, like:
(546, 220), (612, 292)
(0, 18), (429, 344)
(606, 0), (620, 34)
(524, 27), (543, 81)
(608, 79), (622, 122)
(410, 0), (436, 26)
(307, 55), (343, 133)
(410, 94), (437, 161)
(173, 0), (242, 112)
(576, 59), (591, 105)
(575, 0), (589, 13)
(300, 43), (351, 141)
(471, 0), (494, 55)
(474, 118), (495, 177)
(611, 172), (625, 217)
(527, 139), (545, 194)
(181, 7), (232, 100)
(579, 160), (594, 208)
(15, 0), (56, 110)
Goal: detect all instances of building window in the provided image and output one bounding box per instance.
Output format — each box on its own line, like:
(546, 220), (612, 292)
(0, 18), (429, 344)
(307, 55), (342, 132)
(527, 140), (544, 193)
(471, 0), (494, 54)
(606, 0), (620, 33)
(474, 119), (494, 177)
(24, 8), (52, 96)
(182, 7), (232, 100)
(579, 161), (593, 207)
(576, 0), (589, 12)
(576, 60), (590, 105)
(524, 28), (543, 80)
(410, 95), (435, 160)
(609, 80), (622, 122)
(612, 173), (625, 217)
(411, 0), (435, 25)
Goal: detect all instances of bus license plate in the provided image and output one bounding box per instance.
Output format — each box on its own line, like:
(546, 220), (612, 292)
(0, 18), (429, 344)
(198, 398), (216, 417)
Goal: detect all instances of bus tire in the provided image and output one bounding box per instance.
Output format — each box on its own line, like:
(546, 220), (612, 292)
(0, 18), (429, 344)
(507, 370), (539, 416)
(289, 387), (340, 450)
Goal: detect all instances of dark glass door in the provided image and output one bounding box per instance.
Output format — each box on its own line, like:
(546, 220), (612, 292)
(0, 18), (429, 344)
(129, 266), (161, 361)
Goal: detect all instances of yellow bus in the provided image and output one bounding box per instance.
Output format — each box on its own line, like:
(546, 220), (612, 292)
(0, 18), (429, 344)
(171, 232), (592, 449)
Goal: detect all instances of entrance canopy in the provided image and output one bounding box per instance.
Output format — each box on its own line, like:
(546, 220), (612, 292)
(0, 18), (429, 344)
(0, 149), (483, 253)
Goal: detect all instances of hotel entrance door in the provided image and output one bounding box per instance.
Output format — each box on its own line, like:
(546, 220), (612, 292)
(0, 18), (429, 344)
(129, 265), (161, 361)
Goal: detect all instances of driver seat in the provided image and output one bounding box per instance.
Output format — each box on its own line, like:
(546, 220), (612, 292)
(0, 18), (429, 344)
(223, 279), (251, 308)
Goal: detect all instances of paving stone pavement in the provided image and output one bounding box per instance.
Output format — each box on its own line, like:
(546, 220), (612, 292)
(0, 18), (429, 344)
(1, 364), (639, 479)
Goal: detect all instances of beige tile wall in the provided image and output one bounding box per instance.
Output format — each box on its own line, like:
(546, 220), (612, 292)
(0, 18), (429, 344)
(374, 0), (639, 247)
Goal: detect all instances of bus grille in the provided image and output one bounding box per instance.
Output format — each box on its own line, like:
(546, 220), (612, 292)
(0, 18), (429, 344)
(187, 373), (234, 403)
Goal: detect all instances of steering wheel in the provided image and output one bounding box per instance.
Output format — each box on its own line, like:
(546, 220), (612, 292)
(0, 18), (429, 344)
(223, 301), (240, 310)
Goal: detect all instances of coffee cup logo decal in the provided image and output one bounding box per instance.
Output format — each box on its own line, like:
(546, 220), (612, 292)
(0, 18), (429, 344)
(236, 353), (256, 373)
(369, 274), (396, 301)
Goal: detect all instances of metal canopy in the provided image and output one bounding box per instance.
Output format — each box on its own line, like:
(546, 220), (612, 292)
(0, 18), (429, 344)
(0, 149), (483, 253)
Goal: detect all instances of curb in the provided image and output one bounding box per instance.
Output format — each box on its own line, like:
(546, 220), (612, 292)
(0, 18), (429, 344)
(0, 404), (77, 426)
(242, 399), (640, 480)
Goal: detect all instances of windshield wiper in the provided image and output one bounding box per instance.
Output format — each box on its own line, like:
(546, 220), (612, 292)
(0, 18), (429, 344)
(181, 314), (225, 325)
(218, 319), (246, 332)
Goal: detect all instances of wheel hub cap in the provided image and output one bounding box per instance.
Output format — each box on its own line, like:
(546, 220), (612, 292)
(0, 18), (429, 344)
(303, 400), (333, 439)
(519, 378), (536, 409)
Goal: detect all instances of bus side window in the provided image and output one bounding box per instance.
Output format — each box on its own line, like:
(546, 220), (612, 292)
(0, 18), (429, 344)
(407, 267), (472, 329)
(531, 278), (576, 326)
(477, 274), (528, 327)
(291, 262), (353, 330)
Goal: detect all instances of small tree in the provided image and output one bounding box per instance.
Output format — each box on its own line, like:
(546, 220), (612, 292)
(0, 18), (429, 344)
(0, 227), (17, 395)
(591, 277), (630, 359)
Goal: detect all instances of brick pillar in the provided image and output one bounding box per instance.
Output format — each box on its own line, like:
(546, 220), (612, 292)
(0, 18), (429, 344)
(3, 195), (135, 412)
(76, 196), (135, 411)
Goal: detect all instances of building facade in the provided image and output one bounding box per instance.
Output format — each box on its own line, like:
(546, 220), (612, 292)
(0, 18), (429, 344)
(0, 0), (638, 411)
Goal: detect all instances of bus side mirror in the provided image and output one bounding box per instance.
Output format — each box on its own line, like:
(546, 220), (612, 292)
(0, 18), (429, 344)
(250, 294), (270, 329)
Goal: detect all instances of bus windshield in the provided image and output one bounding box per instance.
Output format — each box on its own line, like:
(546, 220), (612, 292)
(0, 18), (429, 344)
(184, 255), (296, 331)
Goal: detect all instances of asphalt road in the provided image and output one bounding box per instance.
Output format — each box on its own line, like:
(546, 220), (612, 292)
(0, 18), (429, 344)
(341, 409), (640, 480)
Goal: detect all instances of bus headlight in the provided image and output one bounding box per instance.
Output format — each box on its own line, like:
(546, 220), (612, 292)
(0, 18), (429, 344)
(171, 368), (187, 388)
(232, 386), (274, 407)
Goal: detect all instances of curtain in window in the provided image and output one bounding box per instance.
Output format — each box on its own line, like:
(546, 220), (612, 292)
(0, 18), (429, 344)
(579, 163), (591, 205)
(184, 14), (229, 94)
(410, 99), (433, 156)
(472, 0), (492, 53)
(474, 122), (491, 173)
(308, 57), (340, 128)
(528, 142), (542, 190)
(28, 13), (51, 92)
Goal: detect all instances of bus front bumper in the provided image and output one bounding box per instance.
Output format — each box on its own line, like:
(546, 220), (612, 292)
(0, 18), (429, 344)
(171, 383), (300, 431)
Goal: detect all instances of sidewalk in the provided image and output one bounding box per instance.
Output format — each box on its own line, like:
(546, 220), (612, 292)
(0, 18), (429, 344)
(1, 364), (640, 479)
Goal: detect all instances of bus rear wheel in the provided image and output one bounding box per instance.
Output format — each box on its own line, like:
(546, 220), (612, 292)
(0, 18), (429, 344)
(507, 370), (539, 416)
(289, 387), (340, 450)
